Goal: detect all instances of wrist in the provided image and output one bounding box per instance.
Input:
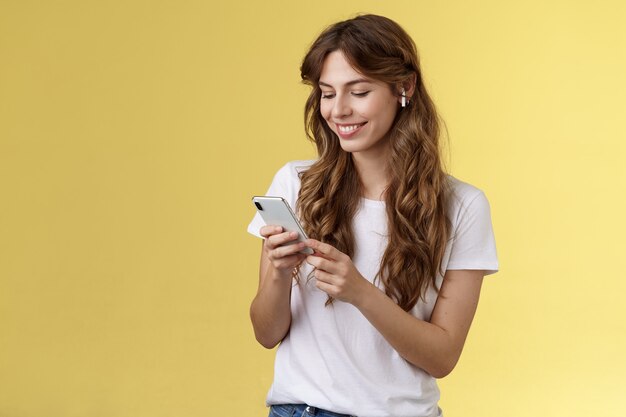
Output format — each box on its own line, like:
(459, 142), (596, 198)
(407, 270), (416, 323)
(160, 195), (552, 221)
(352, 280), (383, 310)
(267, 263), (296, 283)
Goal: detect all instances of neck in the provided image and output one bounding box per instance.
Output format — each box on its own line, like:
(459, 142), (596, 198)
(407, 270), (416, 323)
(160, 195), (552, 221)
(352, 150), (390, 201)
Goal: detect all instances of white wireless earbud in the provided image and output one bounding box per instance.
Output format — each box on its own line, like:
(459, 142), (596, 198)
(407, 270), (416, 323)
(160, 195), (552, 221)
(401, 88), (407, 108)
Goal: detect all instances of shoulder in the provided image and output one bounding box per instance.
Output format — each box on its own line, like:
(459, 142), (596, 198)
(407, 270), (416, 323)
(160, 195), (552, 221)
(272, 159), (317, 185)
(444, 175), (498, 273)
(263, 160), (316, 207)
(276, 159), (316, 176)
(446, 175), (492, 224)
(447, 175), (485, 204)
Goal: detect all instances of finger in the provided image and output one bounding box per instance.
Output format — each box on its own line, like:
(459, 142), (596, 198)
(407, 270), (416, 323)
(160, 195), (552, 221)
(306, 255), (335, 273)
(266, 231), (300, 249)
(269, 241), (307, 260)
(272, 253), (307, 270)
(304, 239), (342, 260)
(315, 277), (338, 297)
(313, 268), (334, 284)
(260, 225), (283, 239)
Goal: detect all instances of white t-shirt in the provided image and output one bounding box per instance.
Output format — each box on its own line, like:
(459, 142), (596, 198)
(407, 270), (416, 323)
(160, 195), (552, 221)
(248, 160), (498, 417)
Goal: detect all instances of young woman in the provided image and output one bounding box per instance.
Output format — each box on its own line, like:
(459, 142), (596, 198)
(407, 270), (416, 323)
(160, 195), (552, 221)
(248, 14), (498, 417)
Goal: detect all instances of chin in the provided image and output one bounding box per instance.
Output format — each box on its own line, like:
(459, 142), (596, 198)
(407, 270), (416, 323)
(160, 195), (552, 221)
(337, 140), (363, 153)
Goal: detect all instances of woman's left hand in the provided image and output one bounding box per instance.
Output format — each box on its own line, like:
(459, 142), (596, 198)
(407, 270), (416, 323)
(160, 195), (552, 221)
(303, 238), (374, 305)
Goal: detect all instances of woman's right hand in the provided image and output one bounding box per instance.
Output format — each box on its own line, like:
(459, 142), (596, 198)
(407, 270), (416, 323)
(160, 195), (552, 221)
(260, 225), (307, 276)
(252, 226), (305, 348)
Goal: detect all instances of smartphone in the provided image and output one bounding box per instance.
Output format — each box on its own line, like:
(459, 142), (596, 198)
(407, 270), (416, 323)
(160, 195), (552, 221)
(252, 196), (314, 255)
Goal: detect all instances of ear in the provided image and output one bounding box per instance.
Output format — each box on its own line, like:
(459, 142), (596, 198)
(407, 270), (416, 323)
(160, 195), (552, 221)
(396, 73), (417, 104)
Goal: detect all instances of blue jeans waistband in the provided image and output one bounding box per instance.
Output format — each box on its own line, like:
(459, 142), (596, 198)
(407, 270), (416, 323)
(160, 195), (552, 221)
(269, 404), (356, 417)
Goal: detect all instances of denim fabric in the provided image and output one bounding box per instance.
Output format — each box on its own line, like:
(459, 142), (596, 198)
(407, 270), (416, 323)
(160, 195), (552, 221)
(268, 404), (356, 417)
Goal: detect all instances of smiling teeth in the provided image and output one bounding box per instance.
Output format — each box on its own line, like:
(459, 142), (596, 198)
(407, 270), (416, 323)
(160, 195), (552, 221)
(338, 124), (361, 133)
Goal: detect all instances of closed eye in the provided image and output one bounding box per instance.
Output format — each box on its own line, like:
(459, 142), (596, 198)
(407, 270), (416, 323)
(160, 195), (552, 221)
(321, 91), (370, 99)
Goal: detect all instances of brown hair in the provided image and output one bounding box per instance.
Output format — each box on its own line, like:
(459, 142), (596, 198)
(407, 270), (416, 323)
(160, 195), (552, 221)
(298, 14), (450, 311)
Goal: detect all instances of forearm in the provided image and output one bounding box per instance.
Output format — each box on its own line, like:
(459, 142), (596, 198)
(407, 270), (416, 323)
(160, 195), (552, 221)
(355, 284), (458, 378)
(249, 264), (293, 349)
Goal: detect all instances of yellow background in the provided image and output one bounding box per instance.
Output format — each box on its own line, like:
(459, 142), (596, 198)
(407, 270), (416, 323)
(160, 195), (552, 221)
(1, 1), (625, 416)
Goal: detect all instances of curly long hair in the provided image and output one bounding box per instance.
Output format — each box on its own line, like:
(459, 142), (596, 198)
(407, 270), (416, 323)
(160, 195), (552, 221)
(298, 14), (451, 311)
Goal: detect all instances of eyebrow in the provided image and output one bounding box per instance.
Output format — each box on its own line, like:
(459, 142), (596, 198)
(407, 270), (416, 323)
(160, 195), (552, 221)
(318, 78), (373, 88)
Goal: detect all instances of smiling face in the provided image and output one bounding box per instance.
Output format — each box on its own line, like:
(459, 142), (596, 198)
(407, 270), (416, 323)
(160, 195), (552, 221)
(319, 51), (401, 160)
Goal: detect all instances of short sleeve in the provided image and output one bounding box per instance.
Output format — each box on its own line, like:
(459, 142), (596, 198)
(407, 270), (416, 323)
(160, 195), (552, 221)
(247, 161), (308, 239)
(446, 191), (499, 275)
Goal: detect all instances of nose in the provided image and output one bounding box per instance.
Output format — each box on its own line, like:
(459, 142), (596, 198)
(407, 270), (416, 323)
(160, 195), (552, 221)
(331, 93), (352, 119)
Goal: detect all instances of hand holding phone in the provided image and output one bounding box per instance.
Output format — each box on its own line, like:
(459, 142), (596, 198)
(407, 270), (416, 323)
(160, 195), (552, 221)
(252, 196), (313, 255)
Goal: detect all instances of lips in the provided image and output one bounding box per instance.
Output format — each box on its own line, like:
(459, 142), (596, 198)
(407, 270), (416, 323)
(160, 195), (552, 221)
(335, 122), (367, 139)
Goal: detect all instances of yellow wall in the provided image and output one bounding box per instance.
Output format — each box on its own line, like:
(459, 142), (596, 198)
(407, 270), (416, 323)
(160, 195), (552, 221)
(1, 1), (625, 416)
